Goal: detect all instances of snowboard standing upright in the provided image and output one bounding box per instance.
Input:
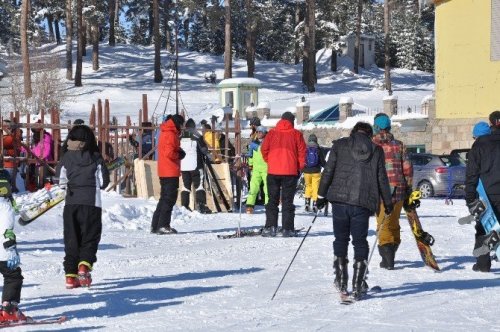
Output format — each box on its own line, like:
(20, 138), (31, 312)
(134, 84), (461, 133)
(458, 179), (500, 258)
(403, 191), (440, 271)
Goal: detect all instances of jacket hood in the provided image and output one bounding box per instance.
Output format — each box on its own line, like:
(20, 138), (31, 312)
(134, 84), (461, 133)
(161, 119), (180, 134)
(64, 142), (100, 167)
(274, 119), (294, 132)
(372, 131), (395, 144)
(349, 132), (374, 162)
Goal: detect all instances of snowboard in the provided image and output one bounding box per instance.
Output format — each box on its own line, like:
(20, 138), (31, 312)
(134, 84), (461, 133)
(106, 156), (126, 172)
(17, 184), (66, 226)
(458, 179), (500, 258)
(0, 315), (66, 328)
(403, 190), (440, 271)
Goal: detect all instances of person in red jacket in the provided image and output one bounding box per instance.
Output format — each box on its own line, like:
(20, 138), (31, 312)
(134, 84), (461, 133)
(261, 111), (307, 237)
(151, 114), (185, 235)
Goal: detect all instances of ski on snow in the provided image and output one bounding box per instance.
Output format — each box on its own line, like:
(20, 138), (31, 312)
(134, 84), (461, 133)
(339, 286), (382, 305)
(0, 315), (66, 328)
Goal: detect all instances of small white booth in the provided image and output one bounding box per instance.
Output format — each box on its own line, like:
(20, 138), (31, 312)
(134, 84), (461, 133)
(217, 78), (261, 119)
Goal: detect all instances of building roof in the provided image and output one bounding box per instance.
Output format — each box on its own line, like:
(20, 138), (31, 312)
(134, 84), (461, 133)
(217, 78), (262, 89)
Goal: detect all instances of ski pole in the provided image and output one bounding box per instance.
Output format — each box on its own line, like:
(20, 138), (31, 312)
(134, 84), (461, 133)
(271, 210), (321, 301)
(367, 214), (389, 267)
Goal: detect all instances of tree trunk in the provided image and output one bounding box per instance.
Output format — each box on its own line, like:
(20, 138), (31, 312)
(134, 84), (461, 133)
(245, 0), (255, 77)
(223, 0), (232, 79)
(92, 21), (99, 70)
(75, 0), (83, 86)
(148, 0), (154, 44)
(164, 1), (172, 53)
(302, 0), (315, 92)
(82, 16), (87, 56)
(47, 14), (55, 42)
(353, 0), (362, 74)
(109, 0), (116, 46)
(153, 0), (163, 82)
(65, 0), (73, 80)
(54, 17), (62, 44)
(294, 3), (301, 65)
(384, 0), (392, 94)
(331, 45), (337, 72)
(20, 0), (32, 98)
(183, 17), (189, 48)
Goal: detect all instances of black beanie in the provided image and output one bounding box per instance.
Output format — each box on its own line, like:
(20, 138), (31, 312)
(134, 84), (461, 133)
(185, 118), (196, 129)
(281, 111), (295, 124)
(171, 114), (185, 130)
(489, 110), (500, 128)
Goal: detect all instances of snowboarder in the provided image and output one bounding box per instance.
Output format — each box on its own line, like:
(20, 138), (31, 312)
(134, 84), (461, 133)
(465, 113), (499, 272)
(0, 166), (28, 322)
(316, 122), (393, 300)
(245, 126), (268, 214)
(261, 112), (306, 237)
(58, 125), (110, 289)
(372, 113), (413, 270)
(180, 118), (212, 214)
(151, 115), (185, 235)
(302, 134), (326, 213)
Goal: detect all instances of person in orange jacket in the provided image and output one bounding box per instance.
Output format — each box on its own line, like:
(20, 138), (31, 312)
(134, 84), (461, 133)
(261, 111), (307, 237)
(151, 114), (185, 235)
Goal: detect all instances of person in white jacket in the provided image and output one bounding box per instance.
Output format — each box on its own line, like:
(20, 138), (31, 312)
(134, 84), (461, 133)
(0, 168), (27, 323)
(180, 119), (212, 214)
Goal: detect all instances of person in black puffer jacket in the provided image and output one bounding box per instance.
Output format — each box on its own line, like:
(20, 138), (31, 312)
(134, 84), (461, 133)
(465, 111), (500, 273)
(316, 122), (393, 300)
(57, 125), (110, 289)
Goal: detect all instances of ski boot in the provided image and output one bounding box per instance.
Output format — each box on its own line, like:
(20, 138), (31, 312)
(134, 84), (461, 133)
(261, 226), (277, 237)
(246, 206), (254, 214)
(312, 201), (318, 213)
(333, 256), (349, 293)
(351, 260), (369, 300)
(304, 198), (311, 212)
(181, 191), (191, 211)
(78, 262), (92, 288)
(65, 274), (81, 289)
(0, 302), (28, 322)
(197, 203), (212, 214)
(157, 226), (178, 235)
(378, 243), (398, 270)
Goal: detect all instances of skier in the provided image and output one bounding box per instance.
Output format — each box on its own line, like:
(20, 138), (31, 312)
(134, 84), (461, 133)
(151, 114), (185, 235)
(261, 112), (306, 237)
(465, 113), (499, 272)
(316, 122), (393, 300)
(180, 118), (212, 214)
(372, 113), (413, 270)
(245, 126), (268, 214)
(302, 134), (326, 213)
(57, 125), (110, 289)
(0, 167), (28, 322)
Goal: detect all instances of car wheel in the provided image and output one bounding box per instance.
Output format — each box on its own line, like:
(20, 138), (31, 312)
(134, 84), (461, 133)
(418, 181), (434, 199)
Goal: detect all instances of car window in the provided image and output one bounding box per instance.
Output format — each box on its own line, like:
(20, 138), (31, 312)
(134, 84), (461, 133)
(439, 155), (464, 167)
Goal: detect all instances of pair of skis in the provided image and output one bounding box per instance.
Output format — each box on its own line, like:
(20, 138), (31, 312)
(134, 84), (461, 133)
(0, 316), (66, 328)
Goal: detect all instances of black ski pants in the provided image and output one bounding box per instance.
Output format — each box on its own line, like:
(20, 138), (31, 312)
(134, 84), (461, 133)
(181, 170), (206, 204)
(151, 177), (179, 230)
(331, 202), (371, 261)
(0, 263), (23, 303)
(265, 175), (298, 231)
(63, 204), (102, 275)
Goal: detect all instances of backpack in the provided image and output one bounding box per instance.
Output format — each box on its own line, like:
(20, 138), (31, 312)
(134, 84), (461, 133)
(306, 146), (320, 168)
(142, 133), (153, 155)
(0, 170), (12, 198)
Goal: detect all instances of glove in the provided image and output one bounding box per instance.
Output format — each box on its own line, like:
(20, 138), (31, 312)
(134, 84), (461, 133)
(178, 148), (186, 160)
(384, 204), (394, 215)
(6, 246), (20, 270)
(316, 196), (327, 210)
(467, 199), (485, 216)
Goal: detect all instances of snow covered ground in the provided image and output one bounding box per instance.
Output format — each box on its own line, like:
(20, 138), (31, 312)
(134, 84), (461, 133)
(15, 193), (499, 331)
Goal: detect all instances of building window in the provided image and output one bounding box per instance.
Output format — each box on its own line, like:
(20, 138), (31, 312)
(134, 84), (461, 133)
(492, 0), (500, 61)
(407, 145), (426, 154)
(368, 41), (372, 51)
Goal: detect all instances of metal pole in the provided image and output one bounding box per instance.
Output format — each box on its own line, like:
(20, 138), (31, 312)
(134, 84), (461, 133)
(271, 211), (320, 301)
(175, 0), (179, 115)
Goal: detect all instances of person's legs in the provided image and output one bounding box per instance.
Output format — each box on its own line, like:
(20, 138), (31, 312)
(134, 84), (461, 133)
(332, 203), (351, 259)
(157, 177), (180, 229)
(281, 176), (298, 231)
(264, 175), (280, 234)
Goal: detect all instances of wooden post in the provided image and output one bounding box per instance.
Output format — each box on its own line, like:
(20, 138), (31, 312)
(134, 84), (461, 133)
(142, 94), (148, 123)
(138, 109), (143, 158)
(224, 113), (229, 161)
(97, 99), (104, 156)
(90, 104), (96, 130)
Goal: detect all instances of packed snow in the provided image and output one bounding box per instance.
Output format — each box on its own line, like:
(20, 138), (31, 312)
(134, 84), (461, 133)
(5, 44), (495, 331)
(16, 193), (499, 331)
